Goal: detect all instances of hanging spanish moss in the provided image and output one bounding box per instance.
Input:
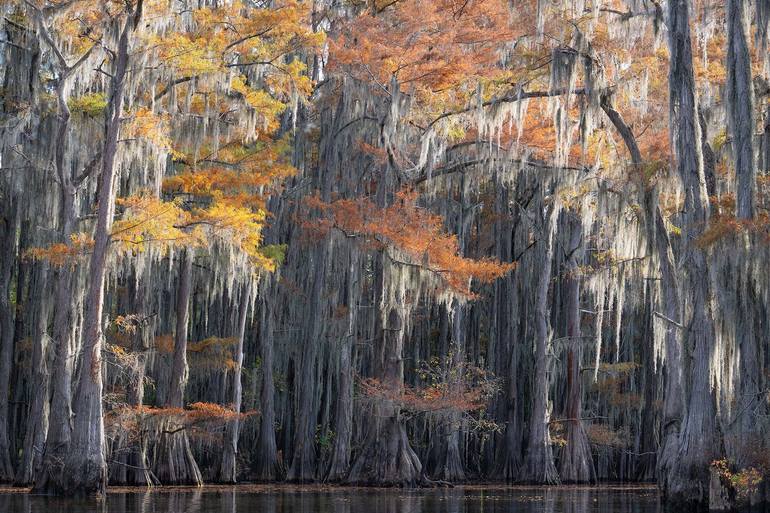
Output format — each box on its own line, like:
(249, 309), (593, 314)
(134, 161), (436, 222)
(1, 0), (770, 511)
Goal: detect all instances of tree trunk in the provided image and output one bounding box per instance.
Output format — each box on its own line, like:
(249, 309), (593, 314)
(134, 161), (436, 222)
(494, 315), (523, 481)
(33, 201), (78, 493)
(287, 249), (327, 482)
(325, 336), (353, 482)
(729, 260), (764, 468)
(154, 248), (202, 486)
(0, 198), (20, 482)
(762, 106), (770, 175)
(169, 250), (193, 409)
(254, 294), (280, 481)
(219, 281), (251, 483)
(108, 349), (154, 486)
(108, 274), (155, 487)
(325, 251), (358, 482)
(520, 202), (559, 484)
(347, 302), (422, 486)
(14, 264), (50, 486)
(433, 301), (466, 482)
(654, 203), (686, 493)
(726, 0), (755, 219)
(558, 215), (594, 483)
(665, 0), (721, 504)
(492, 181), (523, 480)
(58, 16), (140, 495)
(600, 92), (685, 495)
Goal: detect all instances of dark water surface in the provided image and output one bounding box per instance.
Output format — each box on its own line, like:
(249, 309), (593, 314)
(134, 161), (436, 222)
(0, 485), (661, 513)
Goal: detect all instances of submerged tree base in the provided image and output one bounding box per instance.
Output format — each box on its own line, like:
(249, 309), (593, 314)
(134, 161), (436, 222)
(152, 424), (203, 487)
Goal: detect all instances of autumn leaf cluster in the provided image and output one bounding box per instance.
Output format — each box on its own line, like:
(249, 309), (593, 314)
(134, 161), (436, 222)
(306, 190), (514, 295)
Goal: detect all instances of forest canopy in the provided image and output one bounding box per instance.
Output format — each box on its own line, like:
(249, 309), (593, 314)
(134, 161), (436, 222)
(1, 0), (770, 508)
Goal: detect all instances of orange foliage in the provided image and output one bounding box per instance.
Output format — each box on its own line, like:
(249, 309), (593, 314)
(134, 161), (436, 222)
(331, 0), (523, 96)
(358, 355), (498, 414)
(155, 334), (174, 354)
(306, 189), (514, 295)
(24, 233), (94, 267)
(105, 402), (257, 440)
(696, 193), (770, 248)
(358, 377), (492, 414)
(712, 459), (764, 500)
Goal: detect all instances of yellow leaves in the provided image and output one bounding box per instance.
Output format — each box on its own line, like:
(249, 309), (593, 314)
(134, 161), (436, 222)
(31, 1), (109, 54)
(109, 193), (278, 271)
(268, 58), (315, 99)
(106, 343), (128, 358)
(160, 139), (295, 272)
(187, 337), (240, 372)
(123, 108), (176, 155)
(24, 0), (314, 279)
(111, 195), (190, 252)
(155, 32), (221, 76)
(113, 314), (141, 335)
(163, 146), (296, 198)
(150, 0), (320, 122)
(711, 459), (764, 500)
(712, 128), (729, 153)
(231, 75), (285, 130)
(186, 402), (246, 421)
(68, 92), (107, 117)
(195, 198), (276, 270)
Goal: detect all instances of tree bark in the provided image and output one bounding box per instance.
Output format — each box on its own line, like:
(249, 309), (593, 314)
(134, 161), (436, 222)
(154, 248), (202, 486)
(600, 92), (685, 495)
(59, 13), (141, 494)
(325, 335), (353, 482)
(558, 214), (594, 483)
(14, 264), (50, 486)
(108, 274), (155, 487)
(287, 248), (327, 482)
(433, 300), (466, 482)
(325, 252), (358, 482)
(665, 0), (721, 504)
(219, 281), (251, 483)
(347, 275), (422, 486)
(726, 0), (755, 219)
(492, 181), (523, 481)
(29, 8), (85, 489)
(254, 294), (281, 481)
(0, 197), (20, 482)
(169, 250), (193, 409)
(520, 201), (559, 484)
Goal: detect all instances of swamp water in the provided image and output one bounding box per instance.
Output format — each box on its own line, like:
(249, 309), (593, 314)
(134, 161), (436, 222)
(0, 485), (663, 512)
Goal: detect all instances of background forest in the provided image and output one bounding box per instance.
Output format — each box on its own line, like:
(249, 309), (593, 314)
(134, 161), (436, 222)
(1, 0), (770, 509)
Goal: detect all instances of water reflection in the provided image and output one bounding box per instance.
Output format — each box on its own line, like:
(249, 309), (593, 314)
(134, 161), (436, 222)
(0, 486), (661, 513)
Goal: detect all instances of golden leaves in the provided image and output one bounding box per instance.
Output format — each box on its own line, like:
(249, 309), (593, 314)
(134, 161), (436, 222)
(122, 108), (176, 155)
(68, 92), (107, 117)
(111, 195), (189, 253)
(150, 0), (322, 128)
(110, 192), (278, 271)
(197, 199), (276, 270)
(711, 459), (764, 500)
